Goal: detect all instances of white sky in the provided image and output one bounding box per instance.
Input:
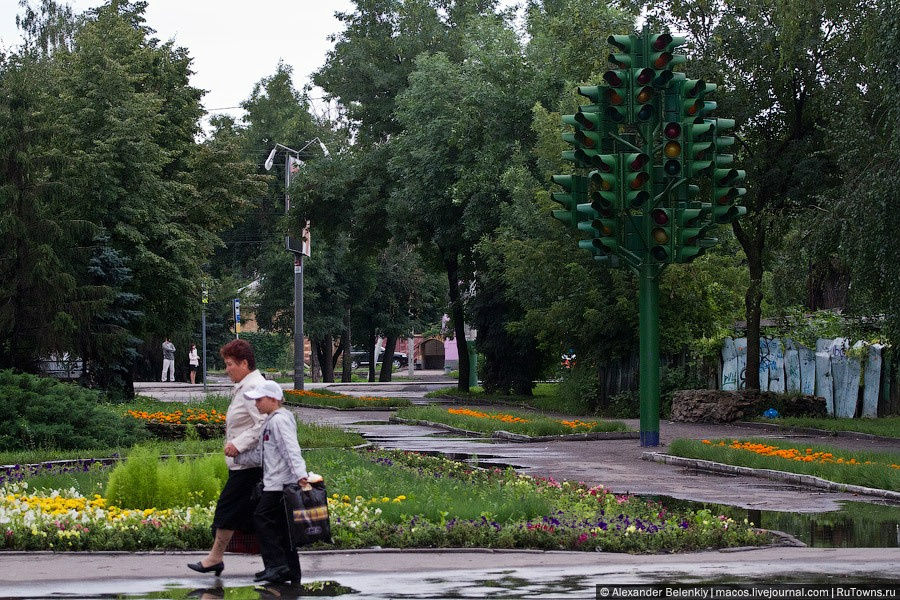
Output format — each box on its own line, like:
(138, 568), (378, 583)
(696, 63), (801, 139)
(0, 0), (357, 125)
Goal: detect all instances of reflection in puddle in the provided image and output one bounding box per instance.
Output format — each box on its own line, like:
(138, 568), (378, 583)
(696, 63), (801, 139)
(643, 495), (900, 548)
(126, 581), (357, 599)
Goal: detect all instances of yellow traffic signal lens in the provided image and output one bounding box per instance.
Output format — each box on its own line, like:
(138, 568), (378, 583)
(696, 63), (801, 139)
(608, 90), (623, 106)
(601, 180), (612, 191)
(652, 227), (669, 244)
(636, 87), (653, 104)
(664, 141), (682, 158)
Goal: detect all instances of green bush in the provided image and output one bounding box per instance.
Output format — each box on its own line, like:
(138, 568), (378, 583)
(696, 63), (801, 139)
(0, 370), (147, 452)
(554, 364), (603, 414)
(105, 445), (228, 508)
(239, 331), (291, 370)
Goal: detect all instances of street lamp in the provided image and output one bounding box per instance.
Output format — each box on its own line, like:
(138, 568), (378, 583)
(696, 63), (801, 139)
(264, 138), (329, 390)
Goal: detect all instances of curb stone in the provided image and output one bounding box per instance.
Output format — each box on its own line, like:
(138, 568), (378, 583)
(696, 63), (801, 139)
(390, 417), (638, 442)
(641, 452), (900, 501)
(734, 421), (899, 443)
(286, 402), (400, 412)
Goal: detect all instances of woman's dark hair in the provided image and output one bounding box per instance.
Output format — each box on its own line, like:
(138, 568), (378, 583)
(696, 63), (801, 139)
(220, 339), (256, 371)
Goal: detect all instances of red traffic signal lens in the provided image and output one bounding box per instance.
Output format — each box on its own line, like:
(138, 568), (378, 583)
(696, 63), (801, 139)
(636, 68), (654, 86)
(652, 34), (673, 52)
(687, 102), (698, 116)
(664, 122), (681, 139)
(652, 52), (672, 69)
(664, 159), (681, 175)
(664, 141), (682, 158)
(629, 154), (649, 171)
(651, 209), (669, 226)
(603, 71), (623, 87)
(630, 172), (649, 190)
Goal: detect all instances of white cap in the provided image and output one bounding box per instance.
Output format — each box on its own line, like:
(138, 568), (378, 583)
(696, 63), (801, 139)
(244, 380), (284, 402)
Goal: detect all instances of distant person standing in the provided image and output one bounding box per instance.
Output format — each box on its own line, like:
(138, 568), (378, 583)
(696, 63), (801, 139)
(189, 343), (200, 384)
(161, 338), (176, 382)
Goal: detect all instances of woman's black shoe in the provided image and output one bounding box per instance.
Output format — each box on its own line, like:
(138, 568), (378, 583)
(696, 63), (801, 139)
(254, 565), (290, 583)
(187, 561), (224, 576)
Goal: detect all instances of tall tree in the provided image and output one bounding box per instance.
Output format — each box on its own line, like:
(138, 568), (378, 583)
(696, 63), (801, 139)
(646, 0), (844, 389)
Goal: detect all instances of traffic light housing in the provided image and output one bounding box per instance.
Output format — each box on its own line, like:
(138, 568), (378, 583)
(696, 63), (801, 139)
(550, 174), (588, 227)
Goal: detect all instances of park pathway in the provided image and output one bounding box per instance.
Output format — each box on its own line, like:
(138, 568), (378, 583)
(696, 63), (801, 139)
(292, 389), (899, 514)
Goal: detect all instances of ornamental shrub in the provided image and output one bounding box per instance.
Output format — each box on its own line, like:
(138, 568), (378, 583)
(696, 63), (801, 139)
(105, 445), (228, 509)
(0, 370), (147, 451)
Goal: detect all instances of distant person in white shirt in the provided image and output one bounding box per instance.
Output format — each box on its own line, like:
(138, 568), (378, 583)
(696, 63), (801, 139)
(161, 338), (176, 382)
(188, 344), (200, 384)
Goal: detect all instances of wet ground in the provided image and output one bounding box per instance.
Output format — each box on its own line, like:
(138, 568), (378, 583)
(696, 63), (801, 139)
(8, 381), (893, 598)
(1, 548), (898, 599)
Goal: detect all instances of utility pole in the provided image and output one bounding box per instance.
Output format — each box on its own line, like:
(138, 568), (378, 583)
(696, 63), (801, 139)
(264, 139), (329, 391)
(202, 287), (208, 393)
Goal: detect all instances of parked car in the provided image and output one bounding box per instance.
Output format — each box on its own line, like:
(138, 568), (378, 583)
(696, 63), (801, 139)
(350, 347), (409, 369)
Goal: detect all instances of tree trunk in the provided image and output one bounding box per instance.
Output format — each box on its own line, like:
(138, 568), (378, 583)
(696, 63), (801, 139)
(379, 333), (397, 382)
(318, 335), (335, 383)
(341, 307), (352, 382)
(310, 338), (320, 383)
(734, 220), (765, 391)
(445, 253), (470, 392)
(366, 331), (377, 383)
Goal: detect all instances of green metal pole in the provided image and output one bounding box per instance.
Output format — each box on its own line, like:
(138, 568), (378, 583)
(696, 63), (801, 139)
(638, 259), (661, 446)
(467, 340), (478, 389)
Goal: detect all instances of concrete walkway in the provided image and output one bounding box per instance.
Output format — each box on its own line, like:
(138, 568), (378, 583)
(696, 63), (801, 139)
(295, 403), (900, 513)
(1, 547), (897, 597)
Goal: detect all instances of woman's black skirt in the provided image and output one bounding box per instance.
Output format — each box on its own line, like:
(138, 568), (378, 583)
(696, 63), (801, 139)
(212, 467), (263, 531)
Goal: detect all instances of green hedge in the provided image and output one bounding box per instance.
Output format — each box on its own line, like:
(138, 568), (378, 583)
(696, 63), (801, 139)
(0, 370), (147, 451)
(239, 331), (292, 370)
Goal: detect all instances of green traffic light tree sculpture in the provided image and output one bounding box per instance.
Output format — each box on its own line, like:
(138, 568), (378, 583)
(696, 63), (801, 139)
(550, 26), (746, 447)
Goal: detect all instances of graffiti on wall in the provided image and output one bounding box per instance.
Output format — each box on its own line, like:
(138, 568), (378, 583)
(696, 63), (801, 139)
(721, 337), (884, 418)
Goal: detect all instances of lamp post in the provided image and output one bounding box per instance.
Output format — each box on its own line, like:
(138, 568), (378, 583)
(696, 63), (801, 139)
(264, 139), (329, 391)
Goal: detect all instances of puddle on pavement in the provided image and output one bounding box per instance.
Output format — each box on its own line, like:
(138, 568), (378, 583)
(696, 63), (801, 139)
(349, 421), (391, 425)
(127, 581), (356, 599)
(643, 495), (900, 548)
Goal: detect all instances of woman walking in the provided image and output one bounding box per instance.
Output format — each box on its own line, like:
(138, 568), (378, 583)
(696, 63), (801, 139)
(236, 380), (307, 585)
(188, 339), (266, 577)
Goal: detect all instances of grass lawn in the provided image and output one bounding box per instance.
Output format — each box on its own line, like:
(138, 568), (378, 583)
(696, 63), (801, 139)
(668, 438), (900, 491)
(284, 388), (411, 409)
(3, 447), (765, 553)
(395, 405), (630, 436)
(754, 416), (900, 438)
(424, 383), (592, 413)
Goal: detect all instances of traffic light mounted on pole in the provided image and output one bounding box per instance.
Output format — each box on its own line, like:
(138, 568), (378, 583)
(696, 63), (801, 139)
(549, 26), (745, 447)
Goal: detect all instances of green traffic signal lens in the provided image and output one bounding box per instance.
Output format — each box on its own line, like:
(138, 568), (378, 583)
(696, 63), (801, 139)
(664, 122), (681, 139)
(651, 246), (668, 261)
(664, 141), (682, 158)
(664, 159), (681, 175)
(637, 105), (653, 121)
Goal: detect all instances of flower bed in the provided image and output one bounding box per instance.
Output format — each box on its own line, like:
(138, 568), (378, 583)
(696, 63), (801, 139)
(284, 389), (411, 409)
(669, 438), (900, 491)
(395, 406), (629, 437)
(1, 449), (765, 552)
